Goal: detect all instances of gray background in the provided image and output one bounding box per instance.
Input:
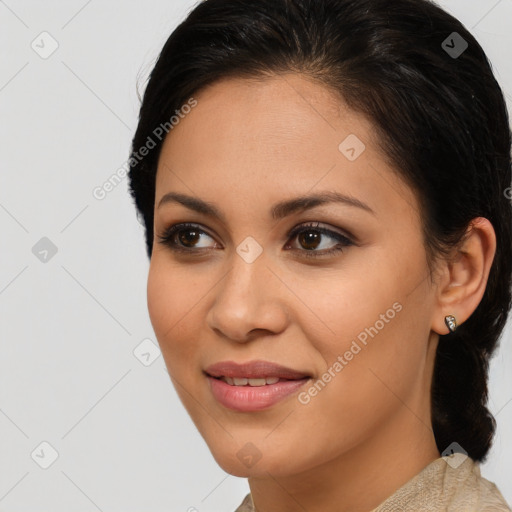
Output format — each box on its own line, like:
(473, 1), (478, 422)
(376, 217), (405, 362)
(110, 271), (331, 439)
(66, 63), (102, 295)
(0, 0), (511, 510)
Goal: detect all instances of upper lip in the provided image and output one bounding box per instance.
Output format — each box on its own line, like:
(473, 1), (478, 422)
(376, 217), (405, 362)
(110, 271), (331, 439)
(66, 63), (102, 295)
(204, 360), (310, 380)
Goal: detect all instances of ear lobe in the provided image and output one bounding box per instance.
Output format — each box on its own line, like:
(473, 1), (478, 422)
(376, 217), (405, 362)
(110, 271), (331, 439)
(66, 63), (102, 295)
(431, 217), (496, 335)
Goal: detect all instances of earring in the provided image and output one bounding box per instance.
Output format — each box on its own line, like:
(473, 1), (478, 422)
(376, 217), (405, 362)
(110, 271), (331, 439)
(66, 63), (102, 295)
(444, 315), (458, 333)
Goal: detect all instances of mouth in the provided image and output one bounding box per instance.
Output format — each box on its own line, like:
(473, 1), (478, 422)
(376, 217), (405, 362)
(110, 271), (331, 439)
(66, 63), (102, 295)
(210, 376), (291, 386)
(204, 360), (312, 411)
(204, 359), (311, 379)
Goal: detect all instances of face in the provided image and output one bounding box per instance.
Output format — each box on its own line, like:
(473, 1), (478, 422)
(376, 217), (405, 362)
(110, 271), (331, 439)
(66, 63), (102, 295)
(147, 74), (439, 478)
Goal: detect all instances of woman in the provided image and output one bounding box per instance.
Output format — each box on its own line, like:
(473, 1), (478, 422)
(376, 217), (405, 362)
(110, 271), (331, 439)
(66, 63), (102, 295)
(127, 0), (512, 510)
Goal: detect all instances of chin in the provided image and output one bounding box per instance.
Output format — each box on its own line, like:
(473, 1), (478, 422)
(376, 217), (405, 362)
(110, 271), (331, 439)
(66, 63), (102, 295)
(206, 441), (291, 478)
(215, 456), (284, 478)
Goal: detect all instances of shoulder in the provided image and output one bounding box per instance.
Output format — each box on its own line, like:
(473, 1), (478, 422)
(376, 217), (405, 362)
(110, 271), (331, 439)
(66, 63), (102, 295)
(444, 456), (511, 511)
(233, 493), (254, 512)
(232, 456), (511, 512)
(374, 454), (511, 512)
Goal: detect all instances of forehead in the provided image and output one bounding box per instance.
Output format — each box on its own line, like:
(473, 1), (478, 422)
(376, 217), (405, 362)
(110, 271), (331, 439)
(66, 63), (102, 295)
(167, 73), (360, 145)
(157, 73), (371, 177)
(155, 73), (418, 225)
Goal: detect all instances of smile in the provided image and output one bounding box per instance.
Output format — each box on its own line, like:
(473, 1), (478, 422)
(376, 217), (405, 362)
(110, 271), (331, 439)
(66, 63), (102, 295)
(204, 359), (312, 411)
(217, 376), (282, 386)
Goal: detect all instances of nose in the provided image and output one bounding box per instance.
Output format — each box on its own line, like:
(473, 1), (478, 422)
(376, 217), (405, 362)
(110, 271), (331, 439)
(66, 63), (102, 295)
(206, 249), (289, 343)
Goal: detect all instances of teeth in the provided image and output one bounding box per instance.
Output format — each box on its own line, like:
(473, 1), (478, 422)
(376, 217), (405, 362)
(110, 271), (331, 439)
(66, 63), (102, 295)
(220, 376), (281, 386)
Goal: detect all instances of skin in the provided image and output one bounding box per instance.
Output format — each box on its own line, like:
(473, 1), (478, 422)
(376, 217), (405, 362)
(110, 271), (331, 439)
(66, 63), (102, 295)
(147, 73), (496, 512)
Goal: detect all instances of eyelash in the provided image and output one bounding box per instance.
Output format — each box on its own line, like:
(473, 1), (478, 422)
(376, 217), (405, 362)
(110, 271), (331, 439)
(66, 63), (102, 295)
(156, 222), (353, 259)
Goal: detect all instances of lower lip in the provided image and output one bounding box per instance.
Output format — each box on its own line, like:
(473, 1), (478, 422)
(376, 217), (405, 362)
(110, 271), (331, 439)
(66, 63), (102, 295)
(207, 376), (310, 412)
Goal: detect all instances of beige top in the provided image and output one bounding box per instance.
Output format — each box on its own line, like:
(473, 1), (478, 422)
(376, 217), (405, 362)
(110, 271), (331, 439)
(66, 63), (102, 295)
(234, 454), (511, 511)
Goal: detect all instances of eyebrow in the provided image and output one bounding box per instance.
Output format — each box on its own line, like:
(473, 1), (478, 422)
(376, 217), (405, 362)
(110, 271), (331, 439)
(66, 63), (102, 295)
(157, 190), (376, 221)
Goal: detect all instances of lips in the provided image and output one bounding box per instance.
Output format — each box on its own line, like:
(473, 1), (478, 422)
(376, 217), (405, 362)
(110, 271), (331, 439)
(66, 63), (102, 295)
(204, 360), (312, 411)
(204, 359), (310, 380)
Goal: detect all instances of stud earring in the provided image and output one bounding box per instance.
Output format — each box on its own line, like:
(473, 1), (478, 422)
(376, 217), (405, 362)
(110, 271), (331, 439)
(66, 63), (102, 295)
(444, 315), (458, 333)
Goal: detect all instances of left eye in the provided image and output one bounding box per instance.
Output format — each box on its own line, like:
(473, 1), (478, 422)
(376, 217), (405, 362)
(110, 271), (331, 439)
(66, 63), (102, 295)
(285, 222), (353, 258)
(157, 221), (353, 258)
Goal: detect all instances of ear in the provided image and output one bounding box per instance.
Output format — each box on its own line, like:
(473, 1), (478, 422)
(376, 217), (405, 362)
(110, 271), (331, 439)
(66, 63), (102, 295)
(431, 217), (496, 335)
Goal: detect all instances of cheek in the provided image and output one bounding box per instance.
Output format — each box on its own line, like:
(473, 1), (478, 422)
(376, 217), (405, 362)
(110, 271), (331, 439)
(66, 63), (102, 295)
(323, 302), (427, 424)
(147, 260), (172, 337)
(299, 249), (428, 400)
(295, 305), (425, 456)
(146, 258), (201, 361)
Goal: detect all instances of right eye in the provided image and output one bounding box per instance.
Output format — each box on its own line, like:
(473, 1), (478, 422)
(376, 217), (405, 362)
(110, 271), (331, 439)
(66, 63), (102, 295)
(157, 223), (219, 253)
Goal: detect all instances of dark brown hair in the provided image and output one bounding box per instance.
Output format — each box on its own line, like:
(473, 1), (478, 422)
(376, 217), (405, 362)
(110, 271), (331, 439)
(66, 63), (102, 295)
(128, 0), (512, 462)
